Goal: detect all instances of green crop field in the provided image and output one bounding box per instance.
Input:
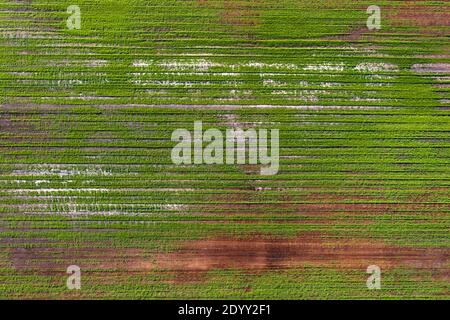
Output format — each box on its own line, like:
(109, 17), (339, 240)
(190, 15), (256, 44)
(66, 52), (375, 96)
(0, 0), (449, 299)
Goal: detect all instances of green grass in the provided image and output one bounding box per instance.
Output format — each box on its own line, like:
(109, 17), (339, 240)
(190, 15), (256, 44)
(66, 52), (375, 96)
(0, 0), (449, 299)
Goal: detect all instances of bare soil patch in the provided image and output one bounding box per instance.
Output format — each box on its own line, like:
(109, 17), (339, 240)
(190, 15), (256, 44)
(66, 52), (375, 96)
(8, 231), (448, 285)
(411, 63), (450, 74)
(156, 233), (448, 283)
(386, 1), (450, 34)
(197, 0), (264, 27)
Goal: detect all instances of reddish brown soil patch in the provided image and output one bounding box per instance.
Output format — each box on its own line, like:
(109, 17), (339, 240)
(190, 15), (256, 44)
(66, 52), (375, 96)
(338, 2), (450, 41)
(339, 27), (372, 41)
(197, 0), (263, 28)
(155, 233), (448, 283)
(0, 117), (34, 134)
(386, 1), (450, 34)
(0, 115), (49, 144)
(8, 233), (448, 285)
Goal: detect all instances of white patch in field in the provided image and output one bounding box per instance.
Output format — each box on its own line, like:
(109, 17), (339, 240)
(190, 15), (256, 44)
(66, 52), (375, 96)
(243, 62), (298, 70)
(263, 79), (286, 87)
(259, 73), (290, 77)
(159, 59), (223, 71)
(58, 95), (114, 101)
(271, 90), (292, 96)
(365, 82), (390, 87)
(434, 76), (450, 82)
(12, 165), (112, 177)
(132, 79), (207, 87)
(244, 62), (265, 68)
(8, 71), (33, 77)
(133, 60), (153, 67)
(178, 53), (214, 56)
(163, 204), (186, 211)
(303, 63), (345, 72)
(150, 59), (300, 72)
(364, 74), (395, 80)
(219, 114), (240, 127)
(217, 72), (240, 77)
(223, 80), (240, 86)
(86, 59), (108, 67)
(45, 203), (187, 215)
(298, 95), (319, 102)
(1, 31), (61, 39)
(320, 82), (341, 87)
(355, 63), (398, 72)
(34, 180), (50, 186)
(351, 96), (383, 102)
(12, 180), (28, 184)
(158, 72), (239, 77)
(9, 188), (108, 195)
